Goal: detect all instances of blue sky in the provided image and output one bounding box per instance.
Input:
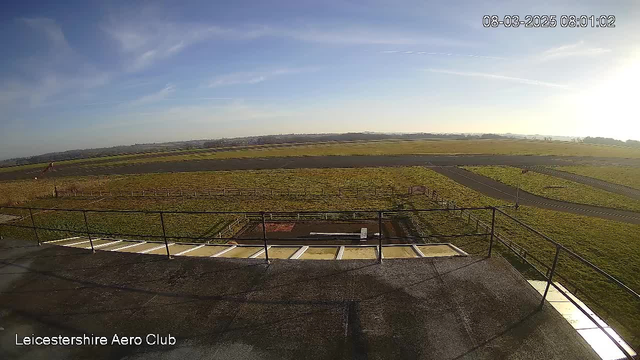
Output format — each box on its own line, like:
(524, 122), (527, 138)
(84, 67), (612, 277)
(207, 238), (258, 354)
(1, 0), (639, 159)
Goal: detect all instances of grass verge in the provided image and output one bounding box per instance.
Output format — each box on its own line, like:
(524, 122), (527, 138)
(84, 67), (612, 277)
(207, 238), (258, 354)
(556, 166), (640, 190)
(465, 165), (640, 212)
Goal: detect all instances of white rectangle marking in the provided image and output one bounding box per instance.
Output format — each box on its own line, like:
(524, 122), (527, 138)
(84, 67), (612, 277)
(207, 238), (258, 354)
(139, 244), (173, 254)
(211, 245), (237, 257)
(175, 244), (205, 256)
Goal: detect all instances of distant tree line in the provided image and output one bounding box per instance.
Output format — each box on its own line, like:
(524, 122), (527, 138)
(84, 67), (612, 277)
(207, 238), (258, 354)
(3, 131), (580, 168)
(202, 132), (513, 148)
(581, 137), (640, 147)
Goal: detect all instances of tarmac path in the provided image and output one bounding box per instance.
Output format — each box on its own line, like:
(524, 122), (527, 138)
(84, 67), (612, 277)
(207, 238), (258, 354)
(2, 154), (640, 181)
(430, 166), (640, 225)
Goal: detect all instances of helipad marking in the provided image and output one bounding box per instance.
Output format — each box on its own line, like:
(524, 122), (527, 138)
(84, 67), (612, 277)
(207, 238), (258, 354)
(175, 244), (204, 256)
(250, 246), (271, 258)
(449, 244), (469, 256)
(66, 239), (93, 247)
(412, 244), (426, 257)
(45, 236), (80, 244)
(86, 240), (121, 249)
(139, 244), (173, 254)
(291, 246), (309, 259)
(211, 245), (236, 257)
(112, 241), (146, 251)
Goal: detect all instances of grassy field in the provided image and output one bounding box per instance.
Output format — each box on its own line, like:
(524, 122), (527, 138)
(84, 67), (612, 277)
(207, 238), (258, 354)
(464, 166), (640, 212)
(556, 166), (640, 190)
(83, 139), (640, 168)
(0, 166), (638, 347)
(4, 139), (640, 175)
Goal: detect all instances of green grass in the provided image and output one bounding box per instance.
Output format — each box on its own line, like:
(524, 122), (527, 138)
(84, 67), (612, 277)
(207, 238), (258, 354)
(464, 166), (640, 212)
(5, 138), (640, 175)
(556, 166), (640, 190)
(1, 166), (638, 347)
(83, 139), (640, 168)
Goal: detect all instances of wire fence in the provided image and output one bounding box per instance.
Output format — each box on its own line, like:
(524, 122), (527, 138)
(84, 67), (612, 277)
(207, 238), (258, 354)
(54, 185), (435, 199)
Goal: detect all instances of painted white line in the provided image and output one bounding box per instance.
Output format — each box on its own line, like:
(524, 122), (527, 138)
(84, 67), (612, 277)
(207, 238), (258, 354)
(291, 246), (309, 260)
(174, 244), (205, 256)
(65, 240), (92, 247)
(376, 246), (384, 259)
(112, 242), (146, 251)
(211, 245), (237, 257)
(86, 240), (121, 250)
(45, 236), (81, 244)
(250, 246), (270, 258)
(412, 244), (426, 257)
(139, 244), (173, 254)
(337, 246), (345, 260)
(448, 243), (468, 256)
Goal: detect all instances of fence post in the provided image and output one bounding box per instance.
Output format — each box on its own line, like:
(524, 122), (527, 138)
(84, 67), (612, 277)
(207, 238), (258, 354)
(378, 211), (383, 263)
(488, 207), (496, 257)
(540, 245), (561, 309)
(83, 210), (95, 253)
(159, 212), (171, 259)
(261, 212), (270, 264)
(28, 208), (40, 246)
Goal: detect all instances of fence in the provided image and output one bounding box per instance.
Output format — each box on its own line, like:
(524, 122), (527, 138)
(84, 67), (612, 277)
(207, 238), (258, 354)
(55, 185), (433, 199)
(0, 203), (638, 358)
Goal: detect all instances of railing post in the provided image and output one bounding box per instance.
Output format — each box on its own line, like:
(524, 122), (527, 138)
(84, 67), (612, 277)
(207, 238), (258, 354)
(160, 212), (171, 259)
(540, 245), (561, 309)
(261, 212), (269, 264)
(488, 207), (496, 257)
(28, 208), (40, 246)
(378, 211), (383, 263)
(83, 210), (95, 253)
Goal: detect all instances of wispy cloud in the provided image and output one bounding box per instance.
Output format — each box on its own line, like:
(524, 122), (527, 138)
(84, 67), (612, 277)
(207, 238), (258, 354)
(0, 18), (111, 107)
(103, 12), (476, 72)
(270, 27), (475, 47)
(127, 83), (175, 107)
(426, 69), (570, 89)
(382, 50), (505, 60)
(539, 41), (611, 62)
(207, 67), (318, 88)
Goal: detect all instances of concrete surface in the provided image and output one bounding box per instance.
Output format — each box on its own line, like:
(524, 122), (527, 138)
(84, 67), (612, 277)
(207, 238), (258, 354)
(0, 238), (599, 360)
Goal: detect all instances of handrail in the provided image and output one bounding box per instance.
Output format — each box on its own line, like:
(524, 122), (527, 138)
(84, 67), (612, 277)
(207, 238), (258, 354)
(495, 207), (640, 301)
(1, 203), (637, 357)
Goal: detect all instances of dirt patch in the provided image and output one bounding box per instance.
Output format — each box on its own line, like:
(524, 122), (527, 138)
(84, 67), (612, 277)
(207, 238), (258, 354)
(300, 247), (338, 260)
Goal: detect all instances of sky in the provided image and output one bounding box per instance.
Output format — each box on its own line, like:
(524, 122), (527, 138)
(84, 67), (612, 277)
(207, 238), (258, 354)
(1, 0), (639, 159)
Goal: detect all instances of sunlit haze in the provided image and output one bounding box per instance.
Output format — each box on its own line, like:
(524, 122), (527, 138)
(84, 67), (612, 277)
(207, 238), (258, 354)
(1, 0), (639, 159)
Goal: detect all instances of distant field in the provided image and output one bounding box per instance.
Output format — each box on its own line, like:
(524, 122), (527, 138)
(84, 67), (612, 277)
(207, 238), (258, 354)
(4, 139), (640, 175)
(83, 139), (640, 168)
(464, 166), (640, 212)
(557, 166), (640, 190)
(1, 166), (638, 345)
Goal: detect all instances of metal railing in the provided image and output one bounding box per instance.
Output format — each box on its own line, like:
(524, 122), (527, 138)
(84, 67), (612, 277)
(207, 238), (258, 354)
(0, 203), (638, 358)
(492, 208), (639, 359)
